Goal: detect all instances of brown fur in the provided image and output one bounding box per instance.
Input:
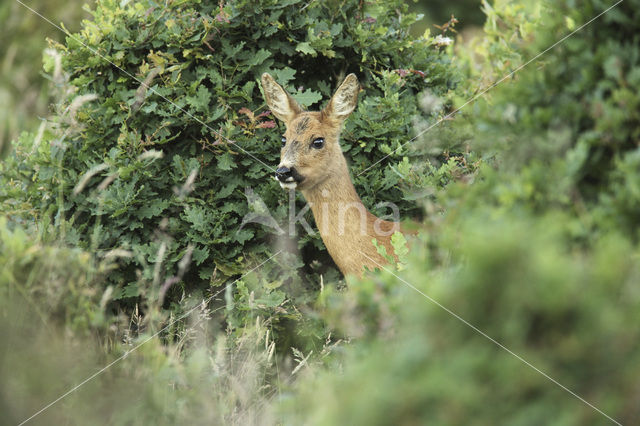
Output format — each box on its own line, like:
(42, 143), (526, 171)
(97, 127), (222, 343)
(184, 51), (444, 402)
(261, 73), (403, 277)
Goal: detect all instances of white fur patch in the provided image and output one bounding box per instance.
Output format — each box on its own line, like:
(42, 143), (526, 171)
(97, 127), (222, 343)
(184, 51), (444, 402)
(279, 181), (297, 190)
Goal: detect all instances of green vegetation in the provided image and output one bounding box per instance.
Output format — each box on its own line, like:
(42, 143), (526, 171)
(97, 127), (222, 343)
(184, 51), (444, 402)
(1, 0), (639, 424)
(0, 0), (92, 157)
(1, 0), (462, 301)
(408, 0), (484, 36)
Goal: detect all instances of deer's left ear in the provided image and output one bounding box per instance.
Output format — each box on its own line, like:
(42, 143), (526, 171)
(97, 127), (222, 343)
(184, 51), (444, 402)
(323, 73), (359, 121)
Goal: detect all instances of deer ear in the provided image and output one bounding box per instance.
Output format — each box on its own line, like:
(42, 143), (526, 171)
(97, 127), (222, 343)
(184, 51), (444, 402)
(261, 73), (303, 123)
(323, 73), (359, 121)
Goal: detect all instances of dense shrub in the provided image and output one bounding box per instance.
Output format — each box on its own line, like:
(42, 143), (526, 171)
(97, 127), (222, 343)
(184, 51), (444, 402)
(453, 0), (640, 240)
(0, 0), (463, 306)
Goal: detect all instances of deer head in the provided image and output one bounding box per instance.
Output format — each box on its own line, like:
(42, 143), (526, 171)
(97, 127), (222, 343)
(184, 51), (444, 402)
(261, 73), (359, 192)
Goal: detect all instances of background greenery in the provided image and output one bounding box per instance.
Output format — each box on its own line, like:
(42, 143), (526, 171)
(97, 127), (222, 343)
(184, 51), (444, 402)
(0, 0), (93, 157)
(1, 0), (638, 424)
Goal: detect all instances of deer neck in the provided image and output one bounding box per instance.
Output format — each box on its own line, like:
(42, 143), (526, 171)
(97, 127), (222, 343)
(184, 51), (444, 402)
(300, 158), (395, 276)
(301, 160), (368, 238)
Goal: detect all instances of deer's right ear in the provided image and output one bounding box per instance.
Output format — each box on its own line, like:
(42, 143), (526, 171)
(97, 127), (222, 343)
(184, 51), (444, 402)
(261, 73), (303, 123)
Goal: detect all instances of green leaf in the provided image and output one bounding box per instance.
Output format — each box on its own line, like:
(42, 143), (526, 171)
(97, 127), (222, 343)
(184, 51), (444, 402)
(272, 67), (296, 85)
(192, 245), (210, 265)
(137, 199), (170, 219)
(245, 49), (271, 67)
(217, 153), (236, 171)
(391, 231), (409, 261)
(295, 42), (316, 56)
(293, 88), (322, 108)
(187, 85), (212, 113)
(115, 282), (140, 300)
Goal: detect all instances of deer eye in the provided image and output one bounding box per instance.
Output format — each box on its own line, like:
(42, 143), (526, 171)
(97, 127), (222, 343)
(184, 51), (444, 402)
(312, 138), (325, 149)
(281, 136), (286, 147)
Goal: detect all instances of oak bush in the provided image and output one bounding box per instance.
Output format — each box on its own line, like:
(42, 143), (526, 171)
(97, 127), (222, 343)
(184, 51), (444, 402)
(0, 0), (463, 307)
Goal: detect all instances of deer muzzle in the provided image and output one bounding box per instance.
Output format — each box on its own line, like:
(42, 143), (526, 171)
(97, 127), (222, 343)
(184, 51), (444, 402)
(275, 166), (303, 189)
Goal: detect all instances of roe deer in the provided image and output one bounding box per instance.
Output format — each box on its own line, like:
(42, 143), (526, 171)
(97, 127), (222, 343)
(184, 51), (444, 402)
(261, 73), (405, 277)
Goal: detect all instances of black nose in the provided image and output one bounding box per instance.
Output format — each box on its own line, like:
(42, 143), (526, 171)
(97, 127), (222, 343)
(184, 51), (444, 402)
(275, 166), (292, 182)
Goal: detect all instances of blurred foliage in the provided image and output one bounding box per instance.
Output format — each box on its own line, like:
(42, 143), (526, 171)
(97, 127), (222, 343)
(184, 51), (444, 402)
(408, 0), (485, 37)
(0, 0), (92, 157)
(0, 216), (104, 331)
(0, 281), (281, 425)
(454, 0), (640, 240)
(287, 214), (640, 424)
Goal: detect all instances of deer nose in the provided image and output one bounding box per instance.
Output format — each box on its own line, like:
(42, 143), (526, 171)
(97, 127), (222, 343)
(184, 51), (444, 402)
(275, 166), (293, 182)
